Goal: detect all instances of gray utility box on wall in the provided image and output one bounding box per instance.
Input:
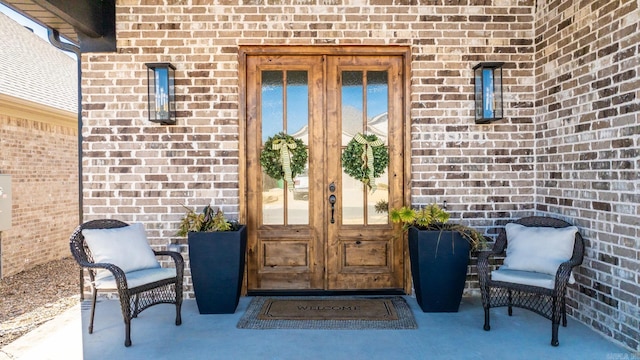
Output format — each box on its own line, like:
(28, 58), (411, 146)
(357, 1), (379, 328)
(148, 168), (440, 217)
(0, 175), (11, 231)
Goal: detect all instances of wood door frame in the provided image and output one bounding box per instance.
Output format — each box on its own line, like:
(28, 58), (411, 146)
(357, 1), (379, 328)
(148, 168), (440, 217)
(238, 45), (412, 293)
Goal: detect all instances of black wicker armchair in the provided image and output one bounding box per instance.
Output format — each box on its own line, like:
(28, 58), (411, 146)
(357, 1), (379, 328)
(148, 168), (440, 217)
(69, 219), (184, 347)
(478, 216), (584, 346)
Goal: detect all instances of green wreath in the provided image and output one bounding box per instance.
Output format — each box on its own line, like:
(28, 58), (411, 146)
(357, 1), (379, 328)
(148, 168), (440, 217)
(260, 132), (308, 190)
(341, 133), (389, 191)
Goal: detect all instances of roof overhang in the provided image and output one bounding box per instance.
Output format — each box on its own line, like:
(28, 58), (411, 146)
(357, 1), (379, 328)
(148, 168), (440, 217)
(1, 0), (115, 53)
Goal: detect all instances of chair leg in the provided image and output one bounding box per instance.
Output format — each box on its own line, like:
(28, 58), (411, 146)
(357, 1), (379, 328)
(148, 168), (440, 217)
(124, 318), (132, 347)
(562, 297), (567, 327)
(175, 283), (183, 326)
(551, 322), (559, 346)
(176, 302), (182, 326)
(89, 289), (98, 334)
(117, 293), (133, 347)
(507, 290), (513, 316)
(483, 307), (491, 331)
(79, 269), (85, 301)
(133, 294), (139, 318)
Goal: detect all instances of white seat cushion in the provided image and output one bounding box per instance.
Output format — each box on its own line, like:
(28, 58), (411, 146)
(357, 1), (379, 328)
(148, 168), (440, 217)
(82, 223), (160, 274)
(491, 268), (557, 290)
(95, 267), (177, 290)
(504, 223), (577, 278)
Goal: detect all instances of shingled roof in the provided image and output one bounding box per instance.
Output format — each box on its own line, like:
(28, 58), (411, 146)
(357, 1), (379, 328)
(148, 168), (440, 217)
(0, 12), (77, 113)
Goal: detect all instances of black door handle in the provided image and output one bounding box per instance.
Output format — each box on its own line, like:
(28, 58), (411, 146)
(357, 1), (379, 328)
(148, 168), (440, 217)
(329, 194), (336, 224)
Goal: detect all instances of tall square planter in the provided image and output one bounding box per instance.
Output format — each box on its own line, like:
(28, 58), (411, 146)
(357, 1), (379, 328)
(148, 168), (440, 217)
(188, 225), (247, 314)
(408, 227), (471, 312)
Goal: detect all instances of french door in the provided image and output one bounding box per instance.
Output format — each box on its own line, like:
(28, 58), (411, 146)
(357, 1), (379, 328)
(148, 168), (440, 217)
(244, 48), (407, 292)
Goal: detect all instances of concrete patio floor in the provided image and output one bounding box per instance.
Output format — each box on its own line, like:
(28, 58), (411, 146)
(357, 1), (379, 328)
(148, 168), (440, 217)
(1, 296), (634, 360)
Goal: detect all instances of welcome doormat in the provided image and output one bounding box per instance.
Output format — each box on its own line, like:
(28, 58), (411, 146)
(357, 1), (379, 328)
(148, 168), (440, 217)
(237, 296), (417, 329)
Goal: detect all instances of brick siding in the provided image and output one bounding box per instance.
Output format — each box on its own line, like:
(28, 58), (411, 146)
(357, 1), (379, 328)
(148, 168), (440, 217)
(80, 0), (639, 351)
(0, 112), (79, 277)
(534, 0), (640, 351)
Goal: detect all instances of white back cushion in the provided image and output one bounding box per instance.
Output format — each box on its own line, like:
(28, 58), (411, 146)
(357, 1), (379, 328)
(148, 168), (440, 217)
(503, 223), (577, 277)
(83, 223), (160, 273)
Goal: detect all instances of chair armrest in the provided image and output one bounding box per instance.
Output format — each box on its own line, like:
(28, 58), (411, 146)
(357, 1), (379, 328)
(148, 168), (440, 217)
(154, 250), (183, 262)
(570, 232), (585, 266)
(76, 259), (125, 274)
(478, 250), (501, 285)
(554, 231), (585, 292)
(81, 262), (129, 291)
(478, 223), (524, 285)
(477, 246), (505, 267)
(154, 250), (185, 277)
(554, 258), (581, 292)
(477, 250), (492, 269)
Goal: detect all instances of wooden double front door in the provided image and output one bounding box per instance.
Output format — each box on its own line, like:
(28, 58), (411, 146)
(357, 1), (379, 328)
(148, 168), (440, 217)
(243, 47), (408, 292)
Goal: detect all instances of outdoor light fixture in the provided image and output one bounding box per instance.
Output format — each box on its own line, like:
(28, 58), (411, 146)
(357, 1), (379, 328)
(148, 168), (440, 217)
(473, 62), (504, 124)
(145, 62), (176, 125)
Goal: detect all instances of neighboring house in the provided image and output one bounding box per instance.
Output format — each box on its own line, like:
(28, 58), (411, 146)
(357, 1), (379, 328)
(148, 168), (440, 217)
(4, 0), (639, 352)
(0, 12), (78, 277)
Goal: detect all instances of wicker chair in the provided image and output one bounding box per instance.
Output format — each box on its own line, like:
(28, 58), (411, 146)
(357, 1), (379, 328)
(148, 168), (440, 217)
(69, 219), (184, 347)
(478, 216), (584, 346)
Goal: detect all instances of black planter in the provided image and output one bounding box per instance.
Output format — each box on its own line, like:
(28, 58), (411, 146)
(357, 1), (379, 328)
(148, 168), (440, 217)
(408, 227), (471, 312)
(188, 225), (247, 314)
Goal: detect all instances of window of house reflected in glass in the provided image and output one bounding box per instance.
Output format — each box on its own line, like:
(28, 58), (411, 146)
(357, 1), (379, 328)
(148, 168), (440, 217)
(286, 71), (309, 225)
(366, 71), (389, 225)
(261, 71), (284, 143)
(341, 71), (365, 224)
(261, 71), (285, 225)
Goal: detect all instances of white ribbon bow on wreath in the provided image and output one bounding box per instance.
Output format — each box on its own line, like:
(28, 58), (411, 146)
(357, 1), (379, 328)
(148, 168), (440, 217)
(353, 133), (384, 192)
(272, 138), (298, 191)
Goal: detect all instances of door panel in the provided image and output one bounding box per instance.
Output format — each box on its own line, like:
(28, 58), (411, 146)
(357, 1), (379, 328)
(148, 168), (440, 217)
(326, 56), (405, 290)
(246, 52), (405, 292)
(246, 55), (325, 290)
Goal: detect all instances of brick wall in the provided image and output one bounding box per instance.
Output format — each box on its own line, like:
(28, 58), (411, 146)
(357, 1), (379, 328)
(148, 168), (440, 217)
(534, 0), (640, 351)
(0, 110), (79, 277)
(80, 0), (638, 351)
(81, 2), (536, 251)
(409, 4), (536, 234)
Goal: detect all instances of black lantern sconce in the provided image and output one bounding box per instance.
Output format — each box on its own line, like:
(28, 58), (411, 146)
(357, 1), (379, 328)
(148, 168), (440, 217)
(145, 62), (176, 125)
(473, 62), (504, 124)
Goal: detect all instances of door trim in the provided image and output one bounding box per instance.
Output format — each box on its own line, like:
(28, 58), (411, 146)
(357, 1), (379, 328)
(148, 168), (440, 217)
(238, 45), (412, 294)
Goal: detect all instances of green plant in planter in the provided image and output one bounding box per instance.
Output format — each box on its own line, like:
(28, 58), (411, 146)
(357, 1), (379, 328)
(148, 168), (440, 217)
(177, 204), (246, 314)
(391, 204), (487, 312)
(389, 204), (486, 251)
(176, 205), (239, 236)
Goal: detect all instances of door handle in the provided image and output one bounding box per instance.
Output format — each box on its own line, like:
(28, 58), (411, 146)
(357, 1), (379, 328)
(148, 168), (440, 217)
(328, 194), (336, 224)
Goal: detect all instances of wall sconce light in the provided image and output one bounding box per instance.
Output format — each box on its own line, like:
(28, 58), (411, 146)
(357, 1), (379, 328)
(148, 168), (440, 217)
(473, 62), (504, 124)
(145, 62), (176, 125)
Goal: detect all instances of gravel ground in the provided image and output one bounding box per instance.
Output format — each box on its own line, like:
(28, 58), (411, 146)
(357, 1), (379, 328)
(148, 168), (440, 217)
(0, 258), (80, 347)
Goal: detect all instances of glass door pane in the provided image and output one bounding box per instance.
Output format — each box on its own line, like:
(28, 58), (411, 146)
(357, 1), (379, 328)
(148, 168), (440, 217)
(341, 71), (365, 224)
(366, 71), (389, 225)
(286, 71), (310, 225)
(261, 70), (310, 225)
(340, 70), (389, 226)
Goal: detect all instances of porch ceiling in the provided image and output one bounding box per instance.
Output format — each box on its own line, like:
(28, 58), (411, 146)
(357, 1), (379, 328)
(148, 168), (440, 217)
(1, 0), (115, 52)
